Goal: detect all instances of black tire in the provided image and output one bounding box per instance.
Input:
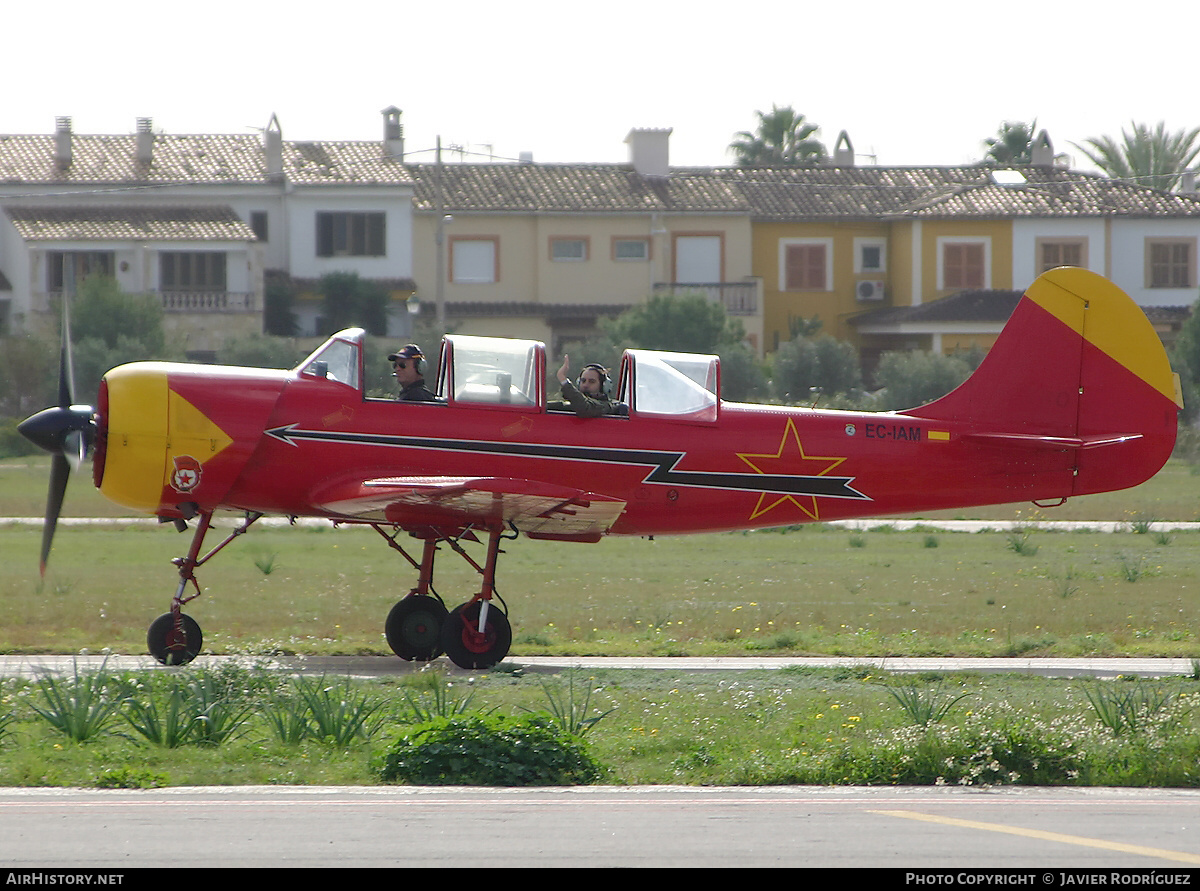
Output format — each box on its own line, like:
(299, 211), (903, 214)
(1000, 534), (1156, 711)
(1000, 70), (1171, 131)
(440, 601), (512, 670)
(147, 613), (203, 666)
(385, 595), (448, 661)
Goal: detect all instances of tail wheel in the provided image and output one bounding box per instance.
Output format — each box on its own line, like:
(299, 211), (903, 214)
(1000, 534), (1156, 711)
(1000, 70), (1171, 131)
(147, 613), (203, 666)
(385, 595), (448, 661)
(440, 601), (511, 670)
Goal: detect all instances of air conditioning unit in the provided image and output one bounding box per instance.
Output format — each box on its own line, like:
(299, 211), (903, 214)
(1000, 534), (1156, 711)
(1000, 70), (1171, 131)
(856, 280), (886, 302)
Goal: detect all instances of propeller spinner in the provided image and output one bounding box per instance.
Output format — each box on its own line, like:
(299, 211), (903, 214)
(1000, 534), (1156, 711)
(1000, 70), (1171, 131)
(17, 300), (97, 575)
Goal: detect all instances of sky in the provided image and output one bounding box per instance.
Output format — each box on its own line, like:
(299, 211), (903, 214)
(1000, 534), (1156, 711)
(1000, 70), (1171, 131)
(4, 0), (1195, 172)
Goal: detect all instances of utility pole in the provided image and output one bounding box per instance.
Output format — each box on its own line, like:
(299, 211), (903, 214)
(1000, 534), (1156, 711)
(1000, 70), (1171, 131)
(434, 135), (446, 329)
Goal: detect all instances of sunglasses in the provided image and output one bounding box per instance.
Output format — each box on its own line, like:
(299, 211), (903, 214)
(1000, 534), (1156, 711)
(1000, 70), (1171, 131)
(392, 361), (409, 370)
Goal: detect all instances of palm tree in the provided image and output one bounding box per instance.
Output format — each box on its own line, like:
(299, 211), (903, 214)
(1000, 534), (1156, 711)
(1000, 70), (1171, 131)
(982, 120), (1038, 165)
(1072, 122), (1200, 192)
(729, 106), (828, 167)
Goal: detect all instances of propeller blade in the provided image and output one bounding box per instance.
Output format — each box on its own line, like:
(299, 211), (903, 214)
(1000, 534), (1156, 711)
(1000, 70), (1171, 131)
(64, 428), (87, 471)
(40, 453), (70, 577)
(21, 291), (94, 575)
(58, 293), (76, 409)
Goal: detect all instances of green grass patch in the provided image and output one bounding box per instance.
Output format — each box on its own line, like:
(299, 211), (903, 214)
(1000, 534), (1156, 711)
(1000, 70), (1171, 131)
(3, 665), (1199, 788)
(3, 457), (1200, 659)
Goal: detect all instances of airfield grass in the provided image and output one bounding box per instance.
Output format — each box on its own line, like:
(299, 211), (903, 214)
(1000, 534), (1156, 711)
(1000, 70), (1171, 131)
(4, 459), (1200, 788)
(3, 458), (1200, 658)
(1, 664), (1198, 788)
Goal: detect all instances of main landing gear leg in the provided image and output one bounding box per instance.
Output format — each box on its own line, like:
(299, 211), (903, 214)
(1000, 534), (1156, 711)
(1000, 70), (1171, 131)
(378, 533), (448, 661)
(440, 526), (513, 670)
(147, 510), (262, 666)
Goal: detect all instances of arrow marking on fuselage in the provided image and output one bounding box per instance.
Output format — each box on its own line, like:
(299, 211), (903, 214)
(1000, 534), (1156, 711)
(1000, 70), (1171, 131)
(264, 425), (870, 502)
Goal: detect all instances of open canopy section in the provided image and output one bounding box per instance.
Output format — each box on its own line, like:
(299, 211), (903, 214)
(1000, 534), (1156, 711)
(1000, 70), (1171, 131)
(620, 350), (719, 422)
(442, 334), (544, 408)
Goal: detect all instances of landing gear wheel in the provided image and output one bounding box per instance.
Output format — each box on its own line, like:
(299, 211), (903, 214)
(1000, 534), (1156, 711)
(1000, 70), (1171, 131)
(385, 596), (448, 661)
(147, 613), (203, 666)
(440, 601), (512, 670)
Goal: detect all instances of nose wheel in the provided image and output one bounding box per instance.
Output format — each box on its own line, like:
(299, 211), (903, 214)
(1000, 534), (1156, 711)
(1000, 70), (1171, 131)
(147, 612), (203, 665)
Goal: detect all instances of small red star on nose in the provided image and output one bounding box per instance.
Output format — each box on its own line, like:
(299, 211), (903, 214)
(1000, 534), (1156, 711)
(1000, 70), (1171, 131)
(736, 418), (847, 520)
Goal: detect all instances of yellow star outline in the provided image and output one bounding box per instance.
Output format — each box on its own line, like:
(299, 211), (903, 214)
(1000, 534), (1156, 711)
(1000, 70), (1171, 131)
(736, 418), (847, 521)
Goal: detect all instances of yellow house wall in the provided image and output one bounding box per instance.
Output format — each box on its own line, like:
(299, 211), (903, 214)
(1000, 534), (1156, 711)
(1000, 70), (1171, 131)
(918, 220), (1014, 298)
(756, 220), (890, 350)
(890, 224), (916, 307)
(412, 212), (753, 309)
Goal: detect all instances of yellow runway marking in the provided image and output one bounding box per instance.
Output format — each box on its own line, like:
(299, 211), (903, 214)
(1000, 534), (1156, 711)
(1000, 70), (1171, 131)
(868, 810), (1200, 865)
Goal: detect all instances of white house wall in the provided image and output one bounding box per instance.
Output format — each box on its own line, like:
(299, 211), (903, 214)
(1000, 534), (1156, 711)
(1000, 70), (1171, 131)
(286, 188), (413, 280)
(1012, 217), (1200, 307)
(1011, 219), (1108, 288)
(1109, 218), (1200, 308)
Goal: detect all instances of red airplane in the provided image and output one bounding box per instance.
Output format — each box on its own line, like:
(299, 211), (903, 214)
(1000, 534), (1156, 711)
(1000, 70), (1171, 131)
(19, 267), (1181, 668)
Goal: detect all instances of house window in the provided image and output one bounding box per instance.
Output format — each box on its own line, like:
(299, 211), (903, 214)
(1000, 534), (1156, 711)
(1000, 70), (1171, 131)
(160, 252), (227, 291)
(450, 237), (498, 283)
(250, 211), (269, 242)
(1147, 239), (1195, 288)
(613, 238), (649, 261)
(782, 243), (828, 291)
(675, 234), (724, 283)
(942, 242), (986, 289)
(1038, 239), (1085, 272)
(47, 251), (114, 292)
(854, 238), (887, 273)
(550, 237), (588, 262)
(316, 212), (385, 257)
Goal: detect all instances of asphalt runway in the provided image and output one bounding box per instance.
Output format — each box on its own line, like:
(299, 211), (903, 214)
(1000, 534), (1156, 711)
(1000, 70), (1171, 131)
(1, 785), (1198, 868)
(1, 653), (1196, 679)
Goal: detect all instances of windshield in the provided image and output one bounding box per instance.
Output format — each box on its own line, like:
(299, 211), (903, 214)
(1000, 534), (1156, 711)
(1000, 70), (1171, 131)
(297, 329), (363, 389)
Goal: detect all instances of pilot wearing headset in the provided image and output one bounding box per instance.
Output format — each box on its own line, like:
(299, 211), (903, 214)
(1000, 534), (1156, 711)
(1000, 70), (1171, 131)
(388, 344), (437, 402)
(550, 354), (624, 417)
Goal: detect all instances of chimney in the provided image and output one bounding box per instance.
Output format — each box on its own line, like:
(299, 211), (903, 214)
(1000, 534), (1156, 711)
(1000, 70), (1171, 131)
(1031, 129), (1054, 168)
(382, 106), (404, 161)
(54, 116), (72, 171)
(264, 112), (284, 179)
(833, 130), (855, 167)
(136, 117), (154, 166)
(625, 128), (672, 177)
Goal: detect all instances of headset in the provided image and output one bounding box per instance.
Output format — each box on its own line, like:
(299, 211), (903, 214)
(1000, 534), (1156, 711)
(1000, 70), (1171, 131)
(390, 346), (425, 375)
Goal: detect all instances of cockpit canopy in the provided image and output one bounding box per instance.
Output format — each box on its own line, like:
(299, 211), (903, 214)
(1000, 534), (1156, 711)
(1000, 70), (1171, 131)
(440, 335), (542, 407)
(295, 328), (721, 421)
(618, 350), (719, 422)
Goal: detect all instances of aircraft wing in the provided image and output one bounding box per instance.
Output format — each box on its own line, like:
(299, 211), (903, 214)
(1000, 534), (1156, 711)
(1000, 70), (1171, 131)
(310, 475), (626, 540)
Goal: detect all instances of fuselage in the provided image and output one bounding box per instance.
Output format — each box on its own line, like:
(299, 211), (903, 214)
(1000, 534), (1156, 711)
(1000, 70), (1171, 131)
(92, 340), (1175, 537)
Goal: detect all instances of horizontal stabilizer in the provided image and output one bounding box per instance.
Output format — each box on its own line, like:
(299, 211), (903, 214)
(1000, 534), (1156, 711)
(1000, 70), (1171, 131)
(962, 432), (1142, 450)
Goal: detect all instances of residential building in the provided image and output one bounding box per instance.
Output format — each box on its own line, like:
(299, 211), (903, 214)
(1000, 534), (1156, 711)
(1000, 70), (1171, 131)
(705, 134), (1200, 360)
(0, 111), (416, 351)
(403, 129), (763, 354)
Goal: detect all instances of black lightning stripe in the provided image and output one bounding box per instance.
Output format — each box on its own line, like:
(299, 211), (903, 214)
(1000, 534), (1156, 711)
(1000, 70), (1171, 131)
(265, 425), (870, 501)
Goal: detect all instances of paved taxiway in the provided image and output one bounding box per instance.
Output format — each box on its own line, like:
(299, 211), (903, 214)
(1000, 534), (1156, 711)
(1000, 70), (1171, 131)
(2, 785), (1198, 868)
(1, 653), (1196, 679)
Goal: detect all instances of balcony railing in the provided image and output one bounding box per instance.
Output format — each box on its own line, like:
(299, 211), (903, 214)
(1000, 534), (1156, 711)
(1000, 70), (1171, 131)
(160, 291), (258, 313)
(652, 281), (759, 316)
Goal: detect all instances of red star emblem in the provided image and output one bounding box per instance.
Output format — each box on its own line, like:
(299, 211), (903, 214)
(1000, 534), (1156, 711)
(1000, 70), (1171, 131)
(736, 418), (847, 521)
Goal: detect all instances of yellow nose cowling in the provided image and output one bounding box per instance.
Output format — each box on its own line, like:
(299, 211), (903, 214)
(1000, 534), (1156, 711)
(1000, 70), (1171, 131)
(98, 363), (233, 513)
